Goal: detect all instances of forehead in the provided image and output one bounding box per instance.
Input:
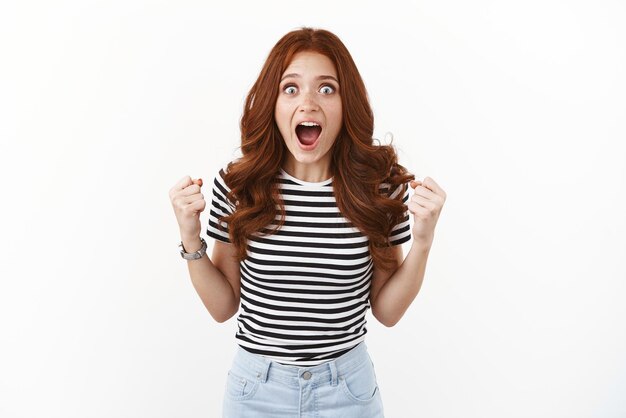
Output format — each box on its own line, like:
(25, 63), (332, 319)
(283, 51), (337, 76)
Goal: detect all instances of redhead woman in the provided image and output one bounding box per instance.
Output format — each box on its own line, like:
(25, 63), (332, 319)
(169, 27), (446, 417)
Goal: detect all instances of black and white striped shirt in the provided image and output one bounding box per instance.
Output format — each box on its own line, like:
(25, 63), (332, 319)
(206, 164), (411, 366)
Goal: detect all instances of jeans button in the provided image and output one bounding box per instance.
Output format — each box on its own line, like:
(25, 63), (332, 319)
(302, 371), (312, 380)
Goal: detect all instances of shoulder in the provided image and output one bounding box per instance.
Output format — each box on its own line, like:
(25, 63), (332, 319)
(217, 161), (231, 179)
(213, 161), (235, 191)
(210, 161), (237, 210)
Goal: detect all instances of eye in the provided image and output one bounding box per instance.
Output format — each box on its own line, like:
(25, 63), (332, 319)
(320, 85), (335, 94)
(283, 85), (297, 95)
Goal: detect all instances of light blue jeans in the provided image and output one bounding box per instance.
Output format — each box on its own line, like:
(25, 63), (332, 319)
(221, 341), (385, 417)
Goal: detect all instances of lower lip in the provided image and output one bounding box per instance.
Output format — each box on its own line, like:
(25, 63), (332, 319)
(296, 133), (321, 151)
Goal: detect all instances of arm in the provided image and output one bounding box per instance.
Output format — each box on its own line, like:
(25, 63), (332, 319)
(182, 236), (241, 323)
(370, 175), (445, 327)
(369, 240), (431, 327)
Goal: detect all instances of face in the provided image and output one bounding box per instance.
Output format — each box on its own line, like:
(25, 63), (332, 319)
(274, 50), (343, 177)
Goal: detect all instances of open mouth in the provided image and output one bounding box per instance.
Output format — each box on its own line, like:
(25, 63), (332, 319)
(295, 122), (322, 145)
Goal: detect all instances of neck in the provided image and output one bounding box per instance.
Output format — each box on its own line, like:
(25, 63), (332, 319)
(282, 159), (333, 183)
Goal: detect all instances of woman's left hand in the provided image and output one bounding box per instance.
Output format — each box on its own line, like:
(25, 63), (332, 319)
(408, 177), (447, 246)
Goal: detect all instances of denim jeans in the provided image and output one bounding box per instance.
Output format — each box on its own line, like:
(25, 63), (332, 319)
(221, 341), (385, 417)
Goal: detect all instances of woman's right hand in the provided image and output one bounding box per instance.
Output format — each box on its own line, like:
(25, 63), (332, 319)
(169, 176), (205, 240)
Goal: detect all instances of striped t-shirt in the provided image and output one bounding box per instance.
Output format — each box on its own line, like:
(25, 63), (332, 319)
(206, 164), (411, 366)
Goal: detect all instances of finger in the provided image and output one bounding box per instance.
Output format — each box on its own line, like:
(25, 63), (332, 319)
(411, 194), (438, 212)
(176, 197), (205, 215)
(407, 201), (430, 216)
(182, 192), (204, 204)
(422, 176), (445, 197)
(412, 185), (437, 200)
(179, 184), (202, 197)
(188, 198), (207, 213)
(173, 175), (193, 191)
(410, 176), (425, 187)
(171, 177), (203, 197)
(409, 179), (423, 189)
(169, 176), (194, 200)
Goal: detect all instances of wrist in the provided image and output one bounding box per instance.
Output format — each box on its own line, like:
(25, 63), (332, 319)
(411, 238), (433, 253)
(181, 236), (203, 253)
(179, 236), (207, 260)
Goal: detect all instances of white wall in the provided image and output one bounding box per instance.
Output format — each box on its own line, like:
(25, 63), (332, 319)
(1, 1), (625, 417)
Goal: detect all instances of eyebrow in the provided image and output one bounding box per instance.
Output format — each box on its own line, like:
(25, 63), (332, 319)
(280, 73), (339, 83)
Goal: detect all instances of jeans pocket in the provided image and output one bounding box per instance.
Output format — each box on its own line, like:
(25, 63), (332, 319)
(225, 369), (260, 401)
(339, 361), (380, 403)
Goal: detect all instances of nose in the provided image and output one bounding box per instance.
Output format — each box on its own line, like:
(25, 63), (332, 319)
(299, 90), (320, 112)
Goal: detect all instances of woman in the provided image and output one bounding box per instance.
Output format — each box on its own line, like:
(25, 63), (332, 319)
(169, 27), (446, 417)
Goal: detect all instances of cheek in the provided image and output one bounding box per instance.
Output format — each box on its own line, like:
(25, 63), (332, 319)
(329, 106), (343, 129)
(329, 101), (342, 122)
(274, 102), (291, 123)
(274, 106), (293, 141)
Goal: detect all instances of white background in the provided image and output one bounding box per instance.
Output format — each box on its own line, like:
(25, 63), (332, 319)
(1, 1), (625, 417)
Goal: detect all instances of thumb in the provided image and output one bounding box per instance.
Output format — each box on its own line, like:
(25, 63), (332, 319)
(410, 179), (423, 188)
(193, 178), (203, 187)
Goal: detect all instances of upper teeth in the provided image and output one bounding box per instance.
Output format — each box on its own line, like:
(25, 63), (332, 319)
(299, 121), (319, 126)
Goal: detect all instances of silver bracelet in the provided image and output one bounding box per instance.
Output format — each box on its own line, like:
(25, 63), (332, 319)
(179, 237), (207, 260)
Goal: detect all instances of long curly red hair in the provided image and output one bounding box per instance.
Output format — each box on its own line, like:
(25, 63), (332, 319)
(220, 27), (415, 271)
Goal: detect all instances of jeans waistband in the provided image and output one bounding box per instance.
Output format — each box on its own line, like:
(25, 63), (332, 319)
(230, 342), (370, 388)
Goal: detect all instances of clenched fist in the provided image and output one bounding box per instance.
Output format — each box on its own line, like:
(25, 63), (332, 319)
(408, 177), (446, 246)
(169, 176), (205, 240)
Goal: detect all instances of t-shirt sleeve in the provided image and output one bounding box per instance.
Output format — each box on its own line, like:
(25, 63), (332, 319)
(388, 183), (412, 246)
(206, 166), (236, 244)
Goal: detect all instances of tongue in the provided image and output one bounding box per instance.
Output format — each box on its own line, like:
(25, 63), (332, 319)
(296, 125), (321, 145)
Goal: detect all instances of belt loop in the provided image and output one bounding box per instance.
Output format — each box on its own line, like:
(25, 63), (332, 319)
(258, 358), (271, 383)
(329, 360), (338, 386)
